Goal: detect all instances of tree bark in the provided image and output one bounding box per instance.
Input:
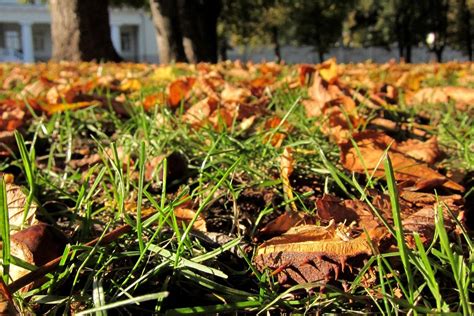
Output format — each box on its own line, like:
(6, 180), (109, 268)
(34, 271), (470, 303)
(434, 48), (443, 62)
(459, 0), (473, 61)
(149, 0), (220, 63)
(50, 0), (121, 62)
(272, 27), (281, 63)
(149, 0), (186, 63)
(177, 0), (221, 63)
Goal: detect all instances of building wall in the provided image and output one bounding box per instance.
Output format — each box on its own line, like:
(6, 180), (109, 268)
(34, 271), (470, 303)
(0, 1), (160, 63)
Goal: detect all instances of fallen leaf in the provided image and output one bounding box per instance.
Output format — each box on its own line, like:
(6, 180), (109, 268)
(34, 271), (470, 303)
(397, 137), (441, 164)
(41, 101), (101, 115)
(319, 58), (338, 83)
(182, 97), (218, 127)
(0, 278), (18, 315)
(259, 211), (307, 237)
(221, 85), (251, 104)
(1, 239), (34, 292)
(174, 208), (207, 232)
(263, 117), (292, 148)
(0, 131), (17, 157)
(6, 184), (38, 232)
(339, 131), (464, 192)
(255, 225), (385, 284)
(302, 73), (333, 117)
(316, 195), (383, 230)
(11, 223), (68, 266)
(168, 77), (196, 107)
(280, 147), (297, 212)
(408, 86), (474, 110)
(120, 78), (142, 91)
(142, 93), (167, 111)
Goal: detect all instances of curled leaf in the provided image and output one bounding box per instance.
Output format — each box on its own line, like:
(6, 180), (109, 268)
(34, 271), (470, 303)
(339, 131), (464, 192)
(255, 225), (385, 284)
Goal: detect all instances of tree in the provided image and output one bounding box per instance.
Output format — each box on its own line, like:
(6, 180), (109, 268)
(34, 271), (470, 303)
(292, 0), (353, 62)
(425, 0), (449, 62)
(343, 0), (393, 49)
(50, 0), (122, 62)
(219, 0), (292, 62)
(346, 0), (428, 62)
(149, 0), (221, 63)
(453, 0), (473, 61)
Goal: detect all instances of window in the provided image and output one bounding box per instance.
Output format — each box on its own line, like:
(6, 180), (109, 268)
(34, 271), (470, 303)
(5, 31), (20, 51)
(33, 31), (45, 51)
(121, 32), (131, 52)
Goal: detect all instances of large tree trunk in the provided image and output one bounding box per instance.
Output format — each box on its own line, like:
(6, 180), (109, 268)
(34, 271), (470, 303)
(458, 0), (473, 61)
(149, 0), (186, 63)
(177, 0), (220, 63)
(50, 0), (121, 62)
(149, 0), (220, 63)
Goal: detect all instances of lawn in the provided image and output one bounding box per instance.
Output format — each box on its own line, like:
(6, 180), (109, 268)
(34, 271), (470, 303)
(0, 60), (473, 315)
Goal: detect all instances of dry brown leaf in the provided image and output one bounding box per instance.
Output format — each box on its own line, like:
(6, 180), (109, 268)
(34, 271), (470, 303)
(0, 278), (18, 315)
(0, 131), (17, 157)
(397, 137), (441, 164)
(220, 85), (251, 104)
(280, 147), (297, 212)
(2, 239), (35, 292)
(254, 225), (385, 284)
(408, 86), (474, 110)
(182, 97), (218, 127)
(11, 223), (68, 267)
(6, 184), (38, 232)
(0, 100), (26, 132)
(262, 116), (292, 148)
(302, 73), (333, 118)
(316, 195), (383, 230)
(259, 211), (307, 237)
(402, 201), (462, 246)
(174, 208), (207, 232)
(339, 131), (464, 192)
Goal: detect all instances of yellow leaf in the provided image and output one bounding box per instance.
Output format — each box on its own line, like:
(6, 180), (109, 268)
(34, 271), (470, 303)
(43, 101), (101, 115)
(153, 66), (177, 82)
(319, 58), (338, 82)
(120, 78), (142, 91)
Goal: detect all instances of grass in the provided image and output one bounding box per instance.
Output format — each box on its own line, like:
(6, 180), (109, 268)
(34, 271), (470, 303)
(0, 61), (473, 314)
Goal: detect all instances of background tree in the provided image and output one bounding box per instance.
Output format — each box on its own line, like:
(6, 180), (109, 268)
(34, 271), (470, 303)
(219, 0), (293, 62)
(425, 0), (450, 62)
(343, 0), (393, 49)
(50, 0), (121, 62)
(453, 0), (473, 60)
(292, 0), (353, 62)
(149, 0), (221, 63)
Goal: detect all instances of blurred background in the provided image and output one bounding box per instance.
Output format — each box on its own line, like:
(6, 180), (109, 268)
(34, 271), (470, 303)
(0, 0), (472, 63)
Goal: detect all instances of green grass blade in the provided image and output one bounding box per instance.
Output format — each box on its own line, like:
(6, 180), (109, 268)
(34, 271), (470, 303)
(0, 178), (10, 283)
(76, 292), (169, 315)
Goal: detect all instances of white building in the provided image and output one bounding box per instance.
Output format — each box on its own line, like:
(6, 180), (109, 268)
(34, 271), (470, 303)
(0, 0), (159, 62)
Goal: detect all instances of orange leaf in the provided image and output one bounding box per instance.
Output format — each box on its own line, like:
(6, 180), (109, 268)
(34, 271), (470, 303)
(174, 208), (207, 232)
(339, 131), (464, 192)
(168, 77), (196, 107)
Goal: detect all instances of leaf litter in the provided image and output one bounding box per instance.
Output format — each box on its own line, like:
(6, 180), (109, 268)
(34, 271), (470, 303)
(0, 60), (472, 314)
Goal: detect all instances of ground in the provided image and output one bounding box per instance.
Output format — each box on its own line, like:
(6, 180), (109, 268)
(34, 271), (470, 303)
(0, 60), (473, 315)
